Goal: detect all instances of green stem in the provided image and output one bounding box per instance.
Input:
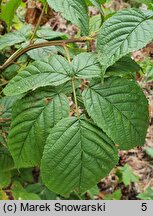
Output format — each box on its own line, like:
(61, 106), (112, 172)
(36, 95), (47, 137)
(71, 78), (80, 119)
(64, 44), (80, 119)
(0, 36), (94, 72)
(101, 4), (105, 17)
(74, 190), (82, 200)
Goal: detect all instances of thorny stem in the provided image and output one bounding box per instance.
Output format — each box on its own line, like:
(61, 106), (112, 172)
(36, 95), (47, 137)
(0, 36), (95, 72)
(30, 2), (47, 43)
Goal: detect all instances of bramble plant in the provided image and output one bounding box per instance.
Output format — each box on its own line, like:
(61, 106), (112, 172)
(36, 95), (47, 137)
(0, 0), (152, 198)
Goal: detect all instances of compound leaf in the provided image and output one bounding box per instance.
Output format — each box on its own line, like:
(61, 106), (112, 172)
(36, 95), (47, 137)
(47, 0), (89, 35)
(120, 164), (139, 186)
(8, 90), (70, 168)
(97, 9), (153, 71)
(41, 117), (118, 195)
(82, 78), (149, 150)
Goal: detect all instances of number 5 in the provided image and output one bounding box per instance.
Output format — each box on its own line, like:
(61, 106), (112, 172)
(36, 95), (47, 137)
(141, 203), (147, 211)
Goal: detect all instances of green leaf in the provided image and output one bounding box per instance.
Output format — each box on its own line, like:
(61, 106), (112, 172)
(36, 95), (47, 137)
(88, 185), (99, 199)
(145, 147), (153, 158)
(104, 189), (122, 200)
(106, 56), (141, 77)
(0, 171), (11, 189)
(82, 78), (149, 150)
(0, 53), (6, 64)
(0, 32), (25, 51)
(2, 64), (20, 80)
(47, 0), (89, 35)
(89, 15), (102, 34)
(8, 90), (70, 168)
(0, 131), (7, 146)
(36, 27), (68, 40)
(120, 164), (139, 186)
(24, 39), (58, 60)
(11, 182), (40, 200)
(19, 168), (34, 183)
(145, 64), (153, 82)
(0, 96), (22, 145)
(88, 0), (105, 15)
(26, 183), (57, 200)
(71, 53), (102, 78)
(2, 55), (28, 80)
(39, 188), (57, 200)
(137, 187), (153, 200)
(97, 9), (153, 71)
(0, 147), (14, 172)
(0, 190), (8, 200)
(41, 117), (118, 195)
(25, 183), (43, 194)
(0, 0), (22, 28)
(85, 0), (106, 6)
(0, 96), (21, 119)
(0, 25), (31, 51)
(137, 0), (153, 5)
(3, 55), (71, 96)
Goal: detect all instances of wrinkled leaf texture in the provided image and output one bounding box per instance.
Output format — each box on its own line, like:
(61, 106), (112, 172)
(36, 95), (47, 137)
(8, 90), (70, 168)
(97, 9), (153, 71)
(41, 117), (118, 195)
(47, 0), (89, 35)
(82, 78), (149, 150)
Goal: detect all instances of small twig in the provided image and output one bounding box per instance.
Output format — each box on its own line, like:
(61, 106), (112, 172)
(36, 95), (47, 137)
(71, 78), (80, 119)
(0, 82), (8, 87)
(0, 75), (8, 86)
(63, 44), (80, 118)
(0, 118), (10, 121)
(30, 2), (47, 43)
(143, 179), (153, 191)
(0, 36), (94, 72)
(101, 4), (105, 18)
(63, 44), (71, 63)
